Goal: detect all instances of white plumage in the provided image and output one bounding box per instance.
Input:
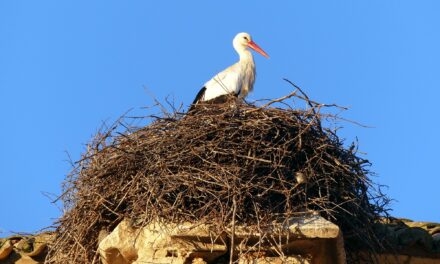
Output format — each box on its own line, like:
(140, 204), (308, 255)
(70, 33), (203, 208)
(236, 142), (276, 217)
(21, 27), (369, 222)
(190, 32), (269, 110)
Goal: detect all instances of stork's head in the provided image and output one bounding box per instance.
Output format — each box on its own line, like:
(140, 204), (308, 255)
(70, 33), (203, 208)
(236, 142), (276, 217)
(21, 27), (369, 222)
(233, 32), (269, 58)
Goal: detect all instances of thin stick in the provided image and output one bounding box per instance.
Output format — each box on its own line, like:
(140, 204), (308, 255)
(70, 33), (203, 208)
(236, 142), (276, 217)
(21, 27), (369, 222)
(245, 90), (298, 113)
(230, 195), (237, 264)
(283, 78), (348, 110)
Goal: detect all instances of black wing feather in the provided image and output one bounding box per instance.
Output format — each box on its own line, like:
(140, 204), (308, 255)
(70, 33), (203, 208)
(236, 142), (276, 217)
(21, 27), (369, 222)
(188, 87), (206, 112)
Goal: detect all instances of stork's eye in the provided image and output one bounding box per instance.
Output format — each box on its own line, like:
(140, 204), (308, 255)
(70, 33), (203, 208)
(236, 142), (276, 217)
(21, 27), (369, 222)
(243, 36), (248, 40)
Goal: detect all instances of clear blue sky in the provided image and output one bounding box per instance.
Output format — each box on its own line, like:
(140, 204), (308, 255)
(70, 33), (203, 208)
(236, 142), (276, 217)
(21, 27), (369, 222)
(1, 1), (439, 235)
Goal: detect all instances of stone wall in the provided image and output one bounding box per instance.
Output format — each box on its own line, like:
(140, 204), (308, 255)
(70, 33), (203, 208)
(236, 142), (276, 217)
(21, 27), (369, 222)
(1, 218), (439, 263)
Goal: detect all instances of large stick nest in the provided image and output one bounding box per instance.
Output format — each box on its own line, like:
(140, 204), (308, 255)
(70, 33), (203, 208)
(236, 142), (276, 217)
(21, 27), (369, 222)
(46, 92), (389, 263)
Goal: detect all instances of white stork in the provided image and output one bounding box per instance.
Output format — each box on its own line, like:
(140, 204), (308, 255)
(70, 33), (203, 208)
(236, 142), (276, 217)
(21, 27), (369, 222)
(189, 32), (269, 111)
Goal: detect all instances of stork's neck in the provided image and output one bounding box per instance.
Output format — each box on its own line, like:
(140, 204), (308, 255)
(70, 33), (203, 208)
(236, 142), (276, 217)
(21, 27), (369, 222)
(236, 48), (256, 98)
(238, 49), (254, 64)
(233, 41), (255, 64)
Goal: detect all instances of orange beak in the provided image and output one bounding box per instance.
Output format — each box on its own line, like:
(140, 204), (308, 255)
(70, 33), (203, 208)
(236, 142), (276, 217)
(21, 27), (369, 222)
(247, 40), (269, 58)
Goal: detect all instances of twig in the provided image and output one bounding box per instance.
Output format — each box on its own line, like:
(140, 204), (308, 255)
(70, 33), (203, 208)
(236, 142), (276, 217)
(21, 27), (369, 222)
(230, 195), (237, 264)
(245, 90), (298, 113)
(283, 78), (348, 110)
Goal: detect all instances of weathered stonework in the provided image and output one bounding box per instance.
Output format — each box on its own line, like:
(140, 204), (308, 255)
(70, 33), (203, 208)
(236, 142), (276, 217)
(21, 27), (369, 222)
(98, 215), (345, 264)
(1, 218), (439, 263)
(0, 233), (52, 264)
